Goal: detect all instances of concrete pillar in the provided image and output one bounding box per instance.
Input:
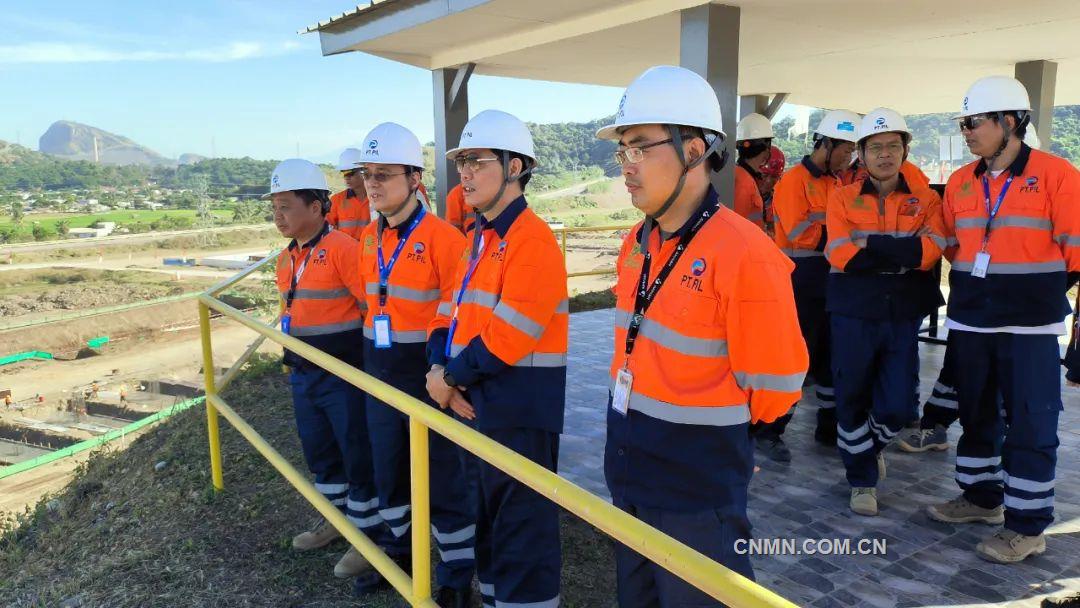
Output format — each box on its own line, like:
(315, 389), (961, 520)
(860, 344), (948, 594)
(740, 95), (769, 120)
(1015, 60), (1057, 149)
(680, 3), (739, 206)
(432, 64), (473, 218)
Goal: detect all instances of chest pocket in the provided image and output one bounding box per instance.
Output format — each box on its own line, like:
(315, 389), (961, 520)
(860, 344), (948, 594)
(1010, 176), (1049, 212)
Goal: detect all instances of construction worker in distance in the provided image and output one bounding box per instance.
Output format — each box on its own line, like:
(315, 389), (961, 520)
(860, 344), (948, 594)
(771, 108), (860, 457)
(327, 148), (371, 240)
(824, 108), (946, 517)
(598, 65), (808, 606)
(899, 121), (1046, 454)
(926, 75), (1080, 564)
(444, 183), (475, 235)
(733, 113), (773, 231)
(353, 122), (476, 607)
(268, 158), (388, 580)
(758, 146), (786, 235)
(426, 109), (568, 608)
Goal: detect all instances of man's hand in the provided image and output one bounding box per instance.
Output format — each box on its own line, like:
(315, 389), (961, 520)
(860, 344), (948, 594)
(426, 366), (453, 409)
(448, 389), (476, 420)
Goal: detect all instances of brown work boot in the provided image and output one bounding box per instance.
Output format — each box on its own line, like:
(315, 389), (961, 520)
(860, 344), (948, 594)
(292, 517), (342, 551)
(927, 495), (1004, 525)
(850, 487), (879, 516)
(976, 529), (1046, 563)
(334, 546), (371, 578)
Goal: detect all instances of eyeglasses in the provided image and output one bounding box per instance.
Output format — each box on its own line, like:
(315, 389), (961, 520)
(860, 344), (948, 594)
(358, 168), (408, 183)
(341, 170), (358, 178)
(454, 156), (500, 173)
(865, 142), (905, 156)
(958, 114), (994, 132)
(614, 139), (673, 166)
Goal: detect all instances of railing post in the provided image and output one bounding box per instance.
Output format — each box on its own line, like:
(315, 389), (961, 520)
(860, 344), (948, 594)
(199, 301), (225, 491)
(560, 229), (567, 262)
(409, 418), (432, 604)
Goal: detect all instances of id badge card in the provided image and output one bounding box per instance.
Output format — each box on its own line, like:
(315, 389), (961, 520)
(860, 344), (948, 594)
(280, 313), (291, 335)
(373, 314), (392, 349)
(612, 367), (633, 416)
(972, 251), (991, 279)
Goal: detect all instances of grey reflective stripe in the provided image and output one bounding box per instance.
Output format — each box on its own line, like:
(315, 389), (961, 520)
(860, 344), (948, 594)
(825, 237), (851, 255)
(479, 583), (495, 596)
(432, 524), (476, 545)
(449, 343), (465, 357)
(733, 371), (805, 392)
(1058, 235), (1080, 247)
(514, 352), (567, 367)
(747, 212), (764, 222)
(365, 283), (441, 302)
(458, 288), (500, 309)
(290, 318), (364, 336)
(496, 599), (560, 608)
(1004, 495), (1054, 510)
(349, 513), (384, 529)
(437, 301), (453, 316)
(808, 212), (826, 223)
(956, 216), (1051, 230)
(786, 220), (814, 240)
(379, 504), (410, 520)
(1004, 472), (1055, 493)
(390, 521), (412, 537)
(293, 287), (351, 300)
(782, 248), (824, 258)
(362, 325), (428, 344)
(950, 260), (1066, 274)
(316, 482), (348, 495)
(615, 309), (727, 357)
(556, 299), (569, 314)
(946, 236), (959, 247)
(348, 497), (379, 512)
(338, 220), (369, 227)
(614, 385), (750, 427)
(439, 547), (476, 562)
(493, 301), (545, 339)
(929, 235), (948, 249)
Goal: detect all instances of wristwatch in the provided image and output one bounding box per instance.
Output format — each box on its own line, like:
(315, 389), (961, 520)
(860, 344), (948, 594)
(442, 369), (458, 388)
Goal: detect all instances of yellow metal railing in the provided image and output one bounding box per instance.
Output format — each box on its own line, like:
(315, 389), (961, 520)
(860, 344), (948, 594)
(552, 223), (634, 278)
(197, 253), (798, 608)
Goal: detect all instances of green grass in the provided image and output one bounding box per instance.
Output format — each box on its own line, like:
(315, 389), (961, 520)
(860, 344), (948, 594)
(0, 209), (234, 234)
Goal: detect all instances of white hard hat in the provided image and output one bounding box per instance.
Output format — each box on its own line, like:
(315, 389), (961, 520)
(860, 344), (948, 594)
(858, 107), (911, 143)
(597, 65), (725, 140)
(814, 109), (861, 143)
(446, 110), (535, 162)
(1025, 121), (1041, 150)
(266, 158), (329, 198)
(336, 148), (363, 171)
(360, 122), (424, 169)
(736, 113), (774, 141)
(954, 75), (1032, 119)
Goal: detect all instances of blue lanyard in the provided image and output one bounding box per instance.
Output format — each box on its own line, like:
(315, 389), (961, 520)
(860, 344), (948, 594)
(445, 219), (488, 358)
(980, 173), (1014, 248)
(376, 208), (425, 310)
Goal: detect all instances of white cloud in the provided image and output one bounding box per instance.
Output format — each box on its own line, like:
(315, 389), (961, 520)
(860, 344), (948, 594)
(0, 40), (304, 64)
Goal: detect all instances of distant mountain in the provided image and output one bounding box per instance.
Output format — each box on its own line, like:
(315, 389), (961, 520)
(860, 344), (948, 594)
(178, 153), (207, 165)
(38, 120), (173, 167)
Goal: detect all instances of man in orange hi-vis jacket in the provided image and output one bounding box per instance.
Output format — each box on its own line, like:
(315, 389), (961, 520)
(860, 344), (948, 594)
(425, 110), (567, 608)
(771, 108), (861, 459)
(825, 108), (945, 518)
(328, 148), (372, 240)
(444, 183), (474, 235)
(597, 65), (807, 607)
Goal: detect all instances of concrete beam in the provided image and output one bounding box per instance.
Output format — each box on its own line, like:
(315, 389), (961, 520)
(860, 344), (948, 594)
(433, 66), (471, 217)
(763, 93), (789, 120)
(681, 3), (739, 206)
(740, 95), (769, 119)
(1015, 60), (1057, 149)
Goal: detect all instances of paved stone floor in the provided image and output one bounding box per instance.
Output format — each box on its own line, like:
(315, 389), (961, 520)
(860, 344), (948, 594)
(560, 308), (1080, 608)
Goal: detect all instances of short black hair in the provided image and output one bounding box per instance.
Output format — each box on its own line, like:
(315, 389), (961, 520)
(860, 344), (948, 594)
(294, 189), (331, 215)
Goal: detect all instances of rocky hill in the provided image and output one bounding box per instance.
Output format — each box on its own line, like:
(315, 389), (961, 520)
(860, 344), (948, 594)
(38, 121), (173, 167)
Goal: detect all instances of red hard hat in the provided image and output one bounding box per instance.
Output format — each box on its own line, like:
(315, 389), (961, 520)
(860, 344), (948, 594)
(761, 146), (786, 177)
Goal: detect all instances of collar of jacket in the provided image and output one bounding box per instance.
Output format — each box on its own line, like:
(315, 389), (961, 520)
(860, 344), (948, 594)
(288, 221), (330, 251)
(859, 172), (912, 196)
(483, 195), (528, 238)
(387, 201), (424, 234)
(637, 185), (719, 244)
(801, 154), (827, 179)
(974, 143), (1032, 179)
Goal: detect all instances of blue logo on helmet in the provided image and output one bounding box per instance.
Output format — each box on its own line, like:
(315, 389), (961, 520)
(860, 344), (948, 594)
(368, 140), (378, 150)
(837, 121), (855, 132)
(691, 258), (707, 276)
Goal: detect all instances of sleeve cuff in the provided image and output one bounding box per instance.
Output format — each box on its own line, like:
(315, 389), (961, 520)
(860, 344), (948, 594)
(445, 336), (509, 387)
(426, 328), (449, 367)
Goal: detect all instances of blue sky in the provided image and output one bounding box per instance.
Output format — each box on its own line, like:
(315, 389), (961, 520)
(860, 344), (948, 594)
(0, 1), (637, 162)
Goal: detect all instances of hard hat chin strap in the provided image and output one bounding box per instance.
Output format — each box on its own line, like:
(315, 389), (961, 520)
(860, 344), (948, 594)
(649, 125), (722, 221)
(986, 111), (1030, 167)
(474, 150), (534, 216)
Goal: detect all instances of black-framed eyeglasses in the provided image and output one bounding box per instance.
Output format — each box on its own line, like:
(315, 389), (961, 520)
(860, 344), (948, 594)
(454, 156), (500, 173)
(958, 114), (994, 132)
(614, 139), (673, 166)
(358, 168), (408, 183)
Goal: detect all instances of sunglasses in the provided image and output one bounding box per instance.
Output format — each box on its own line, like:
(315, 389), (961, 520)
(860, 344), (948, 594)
(958, 114), (994, 132)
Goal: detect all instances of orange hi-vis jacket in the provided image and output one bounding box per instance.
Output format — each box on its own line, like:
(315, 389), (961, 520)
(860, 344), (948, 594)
(943, 144), (1080, 328)
(444, 183), (475, 235)
(427, 196), (569, 432)
(358, 205), (466, 376)
(840, 160), (931, 190)
(825, 175), (946, 320)
(275, 222), (366, 367)
(327, 189), (371, 240)
(773, 156), (839, 295)
(734, 163), (766, 230)
(606, 186), (807, 510)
